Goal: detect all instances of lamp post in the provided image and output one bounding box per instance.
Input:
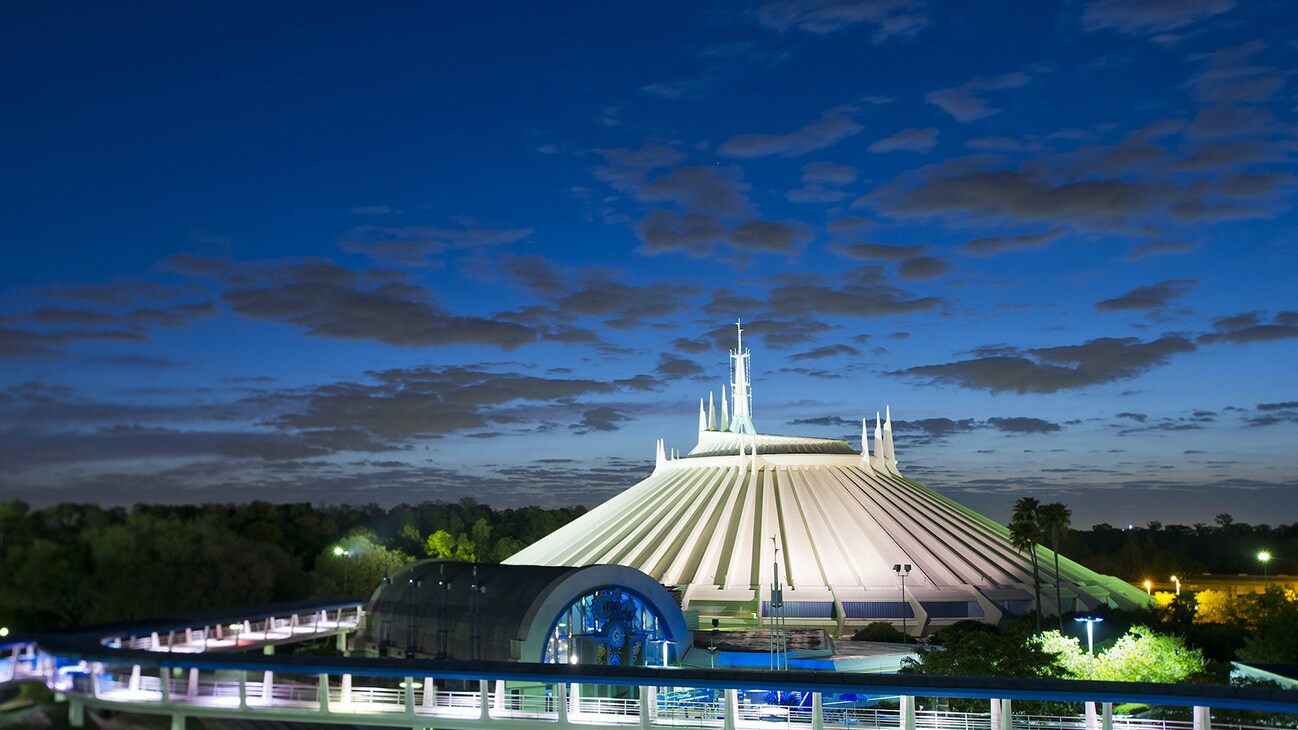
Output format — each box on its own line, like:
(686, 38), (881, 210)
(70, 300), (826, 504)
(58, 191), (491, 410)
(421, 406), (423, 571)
(1169, 575), (1180, 596)
(1074, 616), (1103, 655)
(1143, 580), (1152, 595)
(333, 546), (352, 594)
(1258, 551), (1272, 588)
(893, 563), (912, 643)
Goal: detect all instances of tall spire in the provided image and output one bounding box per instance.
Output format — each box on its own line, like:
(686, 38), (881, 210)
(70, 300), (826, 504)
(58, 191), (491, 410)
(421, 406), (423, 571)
(728, 319), (756, 435)
(699, 398), (707, 432)
(708, 392), (716, 430)
(883, 405), (899, 475)
(859, 417), (875, 473)
(721, 389), (730, 431)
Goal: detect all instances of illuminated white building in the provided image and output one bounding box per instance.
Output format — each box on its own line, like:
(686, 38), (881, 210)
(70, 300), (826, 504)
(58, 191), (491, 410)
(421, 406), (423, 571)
(507, 322), (1149, 635)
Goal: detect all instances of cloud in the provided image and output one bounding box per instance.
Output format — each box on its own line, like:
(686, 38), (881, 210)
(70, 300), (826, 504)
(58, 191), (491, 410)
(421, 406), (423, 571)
(897, 256), (948, 280)
(897, 336), (1197, 393)
(634, 210), (727, 256)
(728, 220), (814, 254)
(926, 73), (1031, 123)
(718, 105), (864, 158)
(987, 416), (1062, 433)
(1081, 0), (1235, 35)
(788, 344), (860, 361)
(654, 353), (705, 379)
(956, 229), (1063, 257)
(1123, 240), (1200, 260)
(868, 164), (1240, 231)
(788, 162), (858, 203)
(833, 242), (927, 261)
(573, 406), (630, 433)
(1186, 40), (1283, 106)
(339, 224), (531, 266)
(766, 282), (943, 319)
(637, 166), (754, 218)
(1198, 311), (1298, 345)
(868, 127), (938, 153)
(1095, 279), (1196, 312)
(755, 0), (927, 39)
(0, 325), (145, 357)
(172, 256), (539, 350)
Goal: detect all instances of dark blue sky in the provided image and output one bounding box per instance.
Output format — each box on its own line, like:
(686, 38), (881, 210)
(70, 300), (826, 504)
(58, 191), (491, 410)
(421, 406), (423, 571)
(2, 0), (1295, 526)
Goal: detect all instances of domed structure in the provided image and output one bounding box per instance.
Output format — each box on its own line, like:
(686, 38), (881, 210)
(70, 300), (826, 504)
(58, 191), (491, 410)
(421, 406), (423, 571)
(355, 561), (692, 664)
(507, 322), (1149, 635)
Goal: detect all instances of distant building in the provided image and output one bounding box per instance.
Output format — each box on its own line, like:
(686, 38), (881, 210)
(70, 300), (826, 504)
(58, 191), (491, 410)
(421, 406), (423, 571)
(508, 322), (1149, 636)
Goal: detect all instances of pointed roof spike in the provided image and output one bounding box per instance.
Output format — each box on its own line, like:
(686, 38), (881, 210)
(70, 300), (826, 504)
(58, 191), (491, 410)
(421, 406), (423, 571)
(708, 392), (716, 431)
(699, 398), (707, 432)
(721, 389), (730, 431)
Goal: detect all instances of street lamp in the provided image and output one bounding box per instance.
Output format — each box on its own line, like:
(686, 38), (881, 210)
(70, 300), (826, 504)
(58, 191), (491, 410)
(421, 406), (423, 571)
(1258, 551), (1272, 588)
(1169, 575), (1180, 596)
(333, 546), (352, 594)
(1074, 616), (1104, 655)
(893, 563), (912, 644)
(1143, 580), (1152, 595)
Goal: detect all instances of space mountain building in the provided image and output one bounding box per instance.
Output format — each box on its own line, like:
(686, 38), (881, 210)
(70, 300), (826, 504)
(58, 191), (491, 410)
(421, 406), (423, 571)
(507, 323), (1149, 636)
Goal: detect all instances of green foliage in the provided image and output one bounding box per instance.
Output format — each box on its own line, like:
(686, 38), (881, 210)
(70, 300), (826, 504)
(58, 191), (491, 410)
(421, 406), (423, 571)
(313, 531), (410, 598)
(1033, 625), (1206, 683)
(851, 621), (907, 642)
(0, 497), (586, 631)
(903, 625), (1065, 679)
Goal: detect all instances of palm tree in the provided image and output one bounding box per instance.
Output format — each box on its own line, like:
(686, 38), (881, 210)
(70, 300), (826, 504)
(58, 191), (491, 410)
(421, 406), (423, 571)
(1039, 502), (1072, 632)
(1009, 497), (1043, 632)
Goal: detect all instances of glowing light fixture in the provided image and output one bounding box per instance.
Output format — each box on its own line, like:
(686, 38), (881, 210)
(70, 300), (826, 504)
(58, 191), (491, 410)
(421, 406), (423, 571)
(1258, 551), (1272, 587)
(1143, 580), (1152, 595)
(1074, 616), (1103, 655)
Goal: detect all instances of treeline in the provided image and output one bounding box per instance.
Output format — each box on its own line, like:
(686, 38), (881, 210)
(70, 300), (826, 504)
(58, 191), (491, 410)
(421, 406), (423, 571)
(1054, 514), (1297, 580)
(0, 498), (584, 632)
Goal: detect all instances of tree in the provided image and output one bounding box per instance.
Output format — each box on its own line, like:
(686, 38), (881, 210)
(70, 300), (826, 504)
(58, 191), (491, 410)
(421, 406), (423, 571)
(1034, 625), (1206, 683)
(425, 530), (457, 559)
(1010, 497), (1044, 632)
(904, 626), (1065, 679)
(1039, 502), (1072, 631)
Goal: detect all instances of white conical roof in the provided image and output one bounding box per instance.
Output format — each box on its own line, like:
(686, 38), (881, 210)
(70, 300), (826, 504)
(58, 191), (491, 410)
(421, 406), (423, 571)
(507, 327), (1149, 631)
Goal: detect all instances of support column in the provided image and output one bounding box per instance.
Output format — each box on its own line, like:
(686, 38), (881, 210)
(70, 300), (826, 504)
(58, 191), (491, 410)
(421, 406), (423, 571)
(341, 673), (352, 704)
(261, 670), (274, 703)
(640, 686), (651, 730)
(812, 691), (824, 730)
(723, 688), (738, 730)
(1102, 703), (1113, 730)
(1193, 706), (1211, 730)
(990, 699), (1001, 730)
(129, 665), (141, 691)
(557, 684), (569, 726)
(1000, 699), (1012, 730)
(160, 668), (170, 703)
(422, 677), (435, 709)
(238, 672), (247, 709)
(68, 699), (85, 728)
(479, 679), (491, 721)
(187, 668), (198, 699)
(570, 683), (581, 717)
(318, 674), (330, 712)
(1085, 702), (1098, 730)
(495, 680), (507, 712)
(405, 677), (416, 718)
(900, 695), (915, 730)
(170, 714), (185, 730)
